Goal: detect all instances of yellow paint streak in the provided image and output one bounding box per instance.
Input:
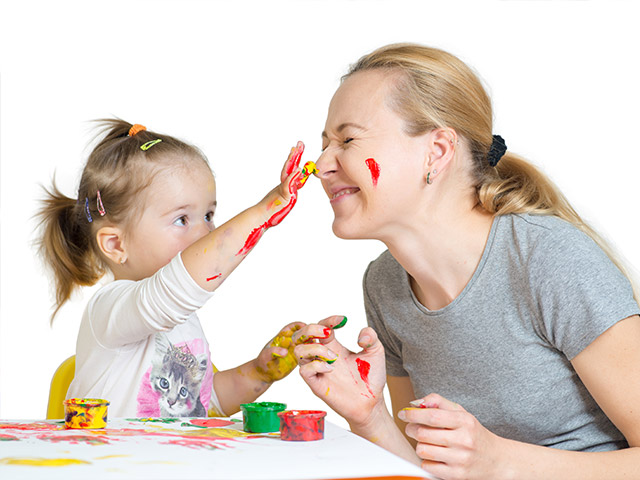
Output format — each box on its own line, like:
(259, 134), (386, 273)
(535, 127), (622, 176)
(0, 457), (90, 467)
(94, 455), (131, 460)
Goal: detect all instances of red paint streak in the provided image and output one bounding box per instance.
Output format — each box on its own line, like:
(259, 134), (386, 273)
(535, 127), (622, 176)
(365, 158), (380, 186)
(206, 273), (222, 282)
(190, 418), (234, 428)
(237, 143), (305, 256)
(37, 434), (111, 445)
(0, 422), (64, 431)
(321, 327), (331, 338)
(356, 358), (374, 397)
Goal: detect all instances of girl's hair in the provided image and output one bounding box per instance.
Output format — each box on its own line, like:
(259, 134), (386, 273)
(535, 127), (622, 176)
(36, 118), (210, 321)
(346, 43), (638, 300)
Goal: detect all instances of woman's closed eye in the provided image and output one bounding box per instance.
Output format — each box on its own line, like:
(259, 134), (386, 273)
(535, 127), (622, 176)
(343, 137), (354, 146)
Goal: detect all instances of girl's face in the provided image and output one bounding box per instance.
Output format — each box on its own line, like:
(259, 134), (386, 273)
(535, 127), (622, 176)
(316, 70), (429, 241)
(122, 159), (216, 281)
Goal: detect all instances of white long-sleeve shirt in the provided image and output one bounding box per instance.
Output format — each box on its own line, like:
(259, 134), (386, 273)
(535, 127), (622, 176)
(67, 253), (224, 417)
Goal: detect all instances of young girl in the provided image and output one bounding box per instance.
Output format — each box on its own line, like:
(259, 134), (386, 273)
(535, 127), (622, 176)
(37, 119), (310, 418)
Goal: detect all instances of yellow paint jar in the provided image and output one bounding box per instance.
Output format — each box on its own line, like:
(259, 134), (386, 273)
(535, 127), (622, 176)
(63, 398), (110, 429)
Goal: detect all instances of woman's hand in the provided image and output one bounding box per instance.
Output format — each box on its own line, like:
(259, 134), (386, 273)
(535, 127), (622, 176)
(399, 393), (506, 480)
(294, 315), (387, 429)
(253, 321), (306, 383)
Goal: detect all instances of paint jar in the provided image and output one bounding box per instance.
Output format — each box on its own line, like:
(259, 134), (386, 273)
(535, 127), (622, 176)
(278, 410), (326, 441)
(63, 398), (110, 429)
(240, 402), (287, 433)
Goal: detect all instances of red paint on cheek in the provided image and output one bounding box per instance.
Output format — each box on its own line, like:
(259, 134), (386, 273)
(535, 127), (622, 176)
(365, 158), (380, 186)
(355, 358), (374, 397)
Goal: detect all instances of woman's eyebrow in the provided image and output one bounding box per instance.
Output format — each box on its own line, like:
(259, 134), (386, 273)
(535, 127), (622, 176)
(321, 122), (366, 139)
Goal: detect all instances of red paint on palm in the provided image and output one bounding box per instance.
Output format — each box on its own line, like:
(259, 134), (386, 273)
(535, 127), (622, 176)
(356, 358), (374, 397)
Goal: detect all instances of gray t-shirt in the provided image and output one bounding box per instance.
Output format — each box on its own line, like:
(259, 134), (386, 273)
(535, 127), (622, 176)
(364, 214), (639, 451)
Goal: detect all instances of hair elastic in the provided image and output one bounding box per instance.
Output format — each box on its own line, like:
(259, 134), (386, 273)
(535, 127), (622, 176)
(140, 139), (162, 151)
(128, 124), (147, 136)
(84, 197), (93, 223)
(96, 190), (106, 216)
(487, 135), (507, 167)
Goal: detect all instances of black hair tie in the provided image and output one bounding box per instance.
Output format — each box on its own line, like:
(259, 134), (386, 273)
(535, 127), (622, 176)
(487, 134), (507, 167)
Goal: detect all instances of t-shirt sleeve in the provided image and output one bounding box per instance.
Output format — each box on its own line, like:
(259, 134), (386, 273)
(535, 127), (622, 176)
(363, 262), (408, 377)
(88, 253), (215, 349)
(531, 225), (639, 360)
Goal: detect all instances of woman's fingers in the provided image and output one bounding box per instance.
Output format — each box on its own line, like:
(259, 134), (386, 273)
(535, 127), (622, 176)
(294, 343), (339, 365)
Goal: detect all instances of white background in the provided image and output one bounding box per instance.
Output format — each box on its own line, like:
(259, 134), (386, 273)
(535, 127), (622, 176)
(1, 0), (639, 429)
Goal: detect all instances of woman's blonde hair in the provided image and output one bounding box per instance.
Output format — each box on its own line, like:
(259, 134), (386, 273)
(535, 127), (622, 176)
(36, 118), (210, 321)
(346, 43), (638, 300)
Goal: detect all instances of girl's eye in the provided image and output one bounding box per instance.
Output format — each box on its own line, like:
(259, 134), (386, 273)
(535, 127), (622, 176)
(204, 211), (214, 223)
(173, 216), (188, 227)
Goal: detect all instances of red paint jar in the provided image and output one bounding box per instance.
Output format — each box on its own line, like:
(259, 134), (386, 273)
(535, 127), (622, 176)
(277, 410), (326, 441)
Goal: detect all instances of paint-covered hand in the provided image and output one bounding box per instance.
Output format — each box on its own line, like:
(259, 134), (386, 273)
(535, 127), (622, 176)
(294, 316), (387, 428)
(398, 393), (504, 480)
(254, 322), (306, 383)
(236, 142), (312, 257)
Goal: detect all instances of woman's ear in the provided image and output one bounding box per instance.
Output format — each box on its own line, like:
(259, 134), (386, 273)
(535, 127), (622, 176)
(423, 128), (457, 183)
(96, 226), (127, 265)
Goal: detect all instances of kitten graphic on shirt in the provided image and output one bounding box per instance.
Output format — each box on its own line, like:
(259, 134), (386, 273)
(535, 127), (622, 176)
(149, 333), (208, 417)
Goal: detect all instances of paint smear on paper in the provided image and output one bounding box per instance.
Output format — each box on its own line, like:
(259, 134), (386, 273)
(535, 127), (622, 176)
(0, 457), (90, 467)
(0, 422), (64, 431)
(365, 158), (380, 186)
(37, 434), (111, 446)
(356, 358), (374, 397)
(189, 418), (235, 428)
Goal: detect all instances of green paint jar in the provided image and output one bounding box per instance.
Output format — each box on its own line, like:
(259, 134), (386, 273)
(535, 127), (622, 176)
(240, 402), (287, 433)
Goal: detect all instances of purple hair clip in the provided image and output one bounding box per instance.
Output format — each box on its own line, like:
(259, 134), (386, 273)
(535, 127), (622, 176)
(85, 197), (93, 222)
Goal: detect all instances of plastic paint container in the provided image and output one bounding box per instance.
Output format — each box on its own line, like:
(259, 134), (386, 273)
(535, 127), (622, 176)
(63, 398), (110, 429)
(240, 402), (287, 433)
(278, 410), (326, 441)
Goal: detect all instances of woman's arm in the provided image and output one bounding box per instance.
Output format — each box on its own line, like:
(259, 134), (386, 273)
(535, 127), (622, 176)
(387, 375), (419, 448)
(400, 315), (640, 480)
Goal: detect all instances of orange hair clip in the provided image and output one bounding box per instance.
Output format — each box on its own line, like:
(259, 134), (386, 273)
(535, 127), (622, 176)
(128, 124), (147, 137)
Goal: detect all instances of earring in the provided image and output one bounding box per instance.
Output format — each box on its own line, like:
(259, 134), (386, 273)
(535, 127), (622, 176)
(426, 172), (433, 185)
(120, 257), (126, 265)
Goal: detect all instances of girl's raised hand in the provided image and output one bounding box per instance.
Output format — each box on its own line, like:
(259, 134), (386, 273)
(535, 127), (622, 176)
(253, 321), (306, 383)
(294, 316), (387, 429)
(398, 393), (506, 480)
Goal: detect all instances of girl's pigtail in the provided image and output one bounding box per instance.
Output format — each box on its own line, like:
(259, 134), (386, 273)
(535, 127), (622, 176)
(36, 180), (105, 323)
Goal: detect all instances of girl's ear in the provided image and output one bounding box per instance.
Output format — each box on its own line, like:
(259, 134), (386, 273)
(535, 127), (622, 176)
(96, 226), (127, 265)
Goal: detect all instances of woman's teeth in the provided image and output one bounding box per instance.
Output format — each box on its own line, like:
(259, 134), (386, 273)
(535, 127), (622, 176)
(332, 188), (360, 199)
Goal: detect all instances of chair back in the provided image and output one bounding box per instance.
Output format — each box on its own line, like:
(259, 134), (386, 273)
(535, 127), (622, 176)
(46, 355), (75, 419)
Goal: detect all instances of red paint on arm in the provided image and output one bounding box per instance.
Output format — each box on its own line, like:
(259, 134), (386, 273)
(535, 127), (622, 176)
(365, 158), (380, 187)
(206, 273), (222, 282)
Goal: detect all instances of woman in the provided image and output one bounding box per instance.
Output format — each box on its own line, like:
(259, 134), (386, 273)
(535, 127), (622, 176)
(294, 43), (640, 479)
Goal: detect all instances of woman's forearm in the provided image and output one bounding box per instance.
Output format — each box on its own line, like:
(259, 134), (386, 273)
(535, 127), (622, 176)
(498, 439), (640, 480)
(348, 402), (421, 466)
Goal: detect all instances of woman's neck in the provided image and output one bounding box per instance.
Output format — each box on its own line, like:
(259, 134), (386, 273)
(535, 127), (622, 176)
(384, 205), (495, 311)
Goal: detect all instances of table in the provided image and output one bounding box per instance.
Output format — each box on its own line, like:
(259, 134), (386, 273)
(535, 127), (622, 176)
(0, 417), (431, 479)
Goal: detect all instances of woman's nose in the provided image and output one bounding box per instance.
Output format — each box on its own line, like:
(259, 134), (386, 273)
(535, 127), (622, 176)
(315, 149), (338, 179)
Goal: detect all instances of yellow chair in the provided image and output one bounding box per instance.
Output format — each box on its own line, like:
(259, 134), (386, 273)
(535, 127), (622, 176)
(46, 355), (76, 419)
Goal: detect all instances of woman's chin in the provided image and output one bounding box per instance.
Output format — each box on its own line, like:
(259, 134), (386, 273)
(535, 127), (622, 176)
(332, 219), (366, 240)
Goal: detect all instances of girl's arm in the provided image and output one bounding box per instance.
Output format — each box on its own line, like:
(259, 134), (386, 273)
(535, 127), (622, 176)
(182, 142), (309, 290)
(399, 315), (640, 480)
